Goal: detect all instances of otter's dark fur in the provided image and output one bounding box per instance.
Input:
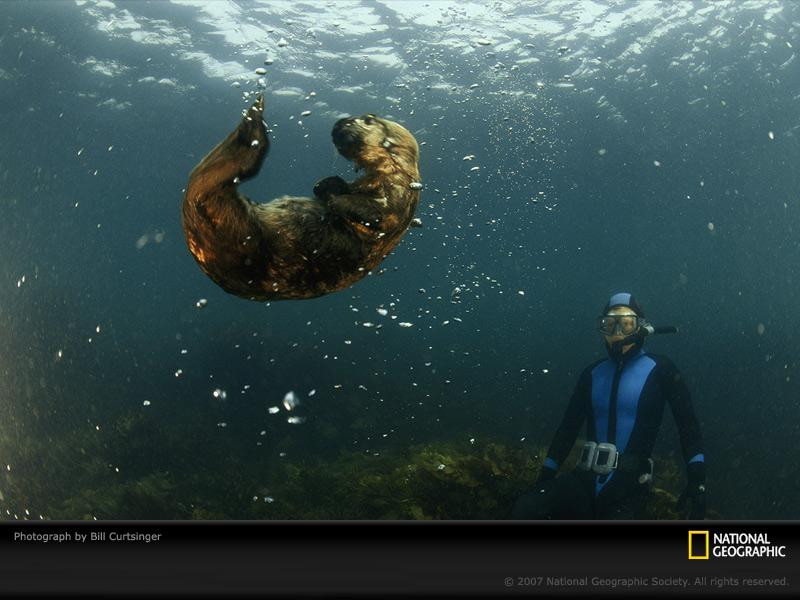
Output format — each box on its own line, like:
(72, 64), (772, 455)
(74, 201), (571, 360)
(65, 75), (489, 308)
(182, 95), (421, 300)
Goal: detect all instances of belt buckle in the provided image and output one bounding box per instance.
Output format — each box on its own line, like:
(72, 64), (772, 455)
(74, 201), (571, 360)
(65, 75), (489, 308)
(577, 442), (597, 471)
(592, 443), (618, 475)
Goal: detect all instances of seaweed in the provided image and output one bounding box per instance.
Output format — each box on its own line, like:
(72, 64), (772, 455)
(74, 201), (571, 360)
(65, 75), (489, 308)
(2, 408), (701, 520)
(245, 440), (688, 520)
(247, 439), (541, 520)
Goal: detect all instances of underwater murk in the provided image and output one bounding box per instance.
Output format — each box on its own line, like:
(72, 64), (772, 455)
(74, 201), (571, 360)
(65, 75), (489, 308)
(0, 0), (798, 520)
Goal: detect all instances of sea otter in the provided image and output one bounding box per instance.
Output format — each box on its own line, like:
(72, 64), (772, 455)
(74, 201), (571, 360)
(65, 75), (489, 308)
(182, 94), (421, 301)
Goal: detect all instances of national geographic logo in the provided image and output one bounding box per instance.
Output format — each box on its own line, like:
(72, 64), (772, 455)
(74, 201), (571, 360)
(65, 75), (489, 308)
(688, 531), (709, 560)
(689, 530), (787, 559)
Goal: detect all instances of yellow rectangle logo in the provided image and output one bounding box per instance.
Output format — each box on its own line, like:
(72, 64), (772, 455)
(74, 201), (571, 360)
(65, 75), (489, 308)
(689, 530), (709, 560)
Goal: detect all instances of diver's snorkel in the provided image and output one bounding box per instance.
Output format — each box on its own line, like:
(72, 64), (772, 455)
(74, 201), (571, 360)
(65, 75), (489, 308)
(639, 321), (678, 336)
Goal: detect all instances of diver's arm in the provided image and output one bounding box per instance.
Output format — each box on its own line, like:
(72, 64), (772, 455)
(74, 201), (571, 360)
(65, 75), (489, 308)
(666, 361), (706, 518)
(666, 363), (705, 469)
(540, 368), (590, 478)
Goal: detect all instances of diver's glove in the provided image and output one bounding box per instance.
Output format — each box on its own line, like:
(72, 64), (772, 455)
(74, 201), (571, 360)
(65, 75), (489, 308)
(536, 465), (557, 486)
(677, 461), (706, 520)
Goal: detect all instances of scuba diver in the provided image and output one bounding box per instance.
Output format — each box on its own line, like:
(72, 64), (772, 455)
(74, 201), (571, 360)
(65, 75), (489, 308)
(511, 293), (706, 520)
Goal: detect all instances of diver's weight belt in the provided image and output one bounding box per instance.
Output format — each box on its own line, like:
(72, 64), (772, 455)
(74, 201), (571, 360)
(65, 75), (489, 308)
(576, 442), (650, 476)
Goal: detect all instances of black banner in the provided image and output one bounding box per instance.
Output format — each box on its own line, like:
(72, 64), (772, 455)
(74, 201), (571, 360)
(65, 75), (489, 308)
(0, 521), (797, 596)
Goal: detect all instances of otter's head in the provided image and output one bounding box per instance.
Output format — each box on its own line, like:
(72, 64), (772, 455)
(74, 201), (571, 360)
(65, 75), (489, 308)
(332, 114), (419, 175)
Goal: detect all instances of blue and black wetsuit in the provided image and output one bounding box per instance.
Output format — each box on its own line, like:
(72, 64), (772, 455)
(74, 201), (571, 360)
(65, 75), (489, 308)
(512, 348), (705, 519)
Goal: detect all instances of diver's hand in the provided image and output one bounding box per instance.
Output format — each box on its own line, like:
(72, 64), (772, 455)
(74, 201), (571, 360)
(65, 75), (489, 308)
(536, 466), (557, 486)
(677, 462), (706, 519)
(677, 484), (706, 519)
(313, 176), (349, 201)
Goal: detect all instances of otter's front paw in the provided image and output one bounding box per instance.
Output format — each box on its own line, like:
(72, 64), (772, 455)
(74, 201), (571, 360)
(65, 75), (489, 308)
(313, 176), (349, 201)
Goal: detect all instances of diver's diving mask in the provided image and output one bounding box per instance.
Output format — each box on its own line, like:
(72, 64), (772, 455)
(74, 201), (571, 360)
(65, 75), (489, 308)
(596, 314), (640, 336)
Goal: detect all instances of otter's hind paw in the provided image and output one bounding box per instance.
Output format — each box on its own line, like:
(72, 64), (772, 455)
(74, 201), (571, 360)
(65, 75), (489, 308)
(313, 176), (350, 201)
(235, 95), (268, 149)
(220, 96), (268, 179)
